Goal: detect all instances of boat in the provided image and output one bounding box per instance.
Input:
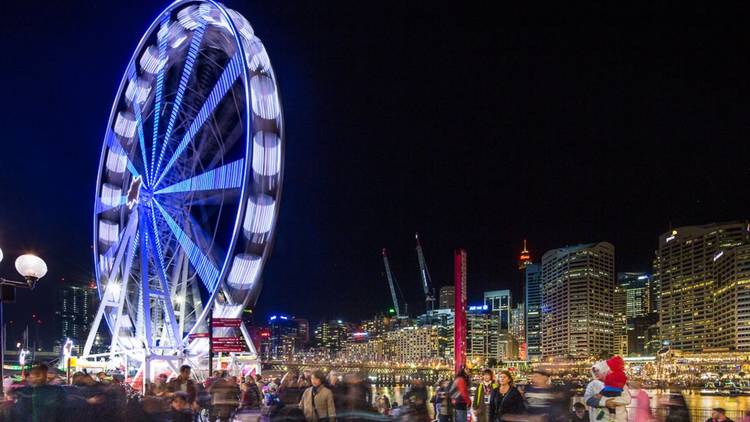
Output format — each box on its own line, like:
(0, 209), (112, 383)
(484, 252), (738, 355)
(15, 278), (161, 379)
(699, 381), (722, 396)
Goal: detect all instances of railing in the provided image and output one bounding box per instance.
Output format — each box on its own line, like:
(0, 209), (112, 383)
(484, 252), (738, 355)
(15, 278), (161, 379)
(654, 407), (748, 422)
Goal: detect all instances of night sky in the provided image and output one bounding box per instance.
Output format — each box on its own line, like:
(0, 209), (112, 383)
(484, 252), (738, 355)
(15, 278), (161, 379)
(1, 2), (748, 345)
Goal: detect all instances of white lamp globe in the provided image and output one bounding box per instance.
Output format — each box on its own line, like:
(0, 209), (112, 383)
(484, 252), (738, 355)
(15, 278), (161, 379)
(15, 254), (48, 281)
(0, 248), (3, 264)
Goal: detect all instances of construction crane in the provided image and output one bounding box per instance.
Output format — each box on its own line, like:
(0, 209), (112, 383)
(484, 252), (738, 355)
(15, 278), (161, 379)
(382, 248), (402, 317)
(415, 233), (436, 313)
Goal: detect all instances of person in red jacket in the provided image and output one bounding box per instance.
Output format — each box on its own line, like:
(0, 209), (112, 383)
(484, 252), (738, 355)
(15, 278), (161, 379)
(600, 356), (627, 397)
(450, 368), (471, 422)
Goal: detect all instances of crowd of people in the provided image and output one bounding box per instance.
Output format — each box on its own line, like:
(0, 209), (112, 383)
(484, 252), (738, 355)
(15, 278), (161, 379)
(0, 360), (749, 422)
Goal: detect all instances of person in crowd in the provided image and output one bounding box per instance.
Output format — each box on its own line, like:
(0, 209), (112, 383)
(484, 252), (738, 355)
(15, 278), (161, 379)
(569, 403), (588, 422)
(473, 369), (497, 422)
(170, 391), (195, 422)
(10, 363), (67, 422)
(327, 370), (346, 413)
(524, 368), (570, 422)
(240, 375), (263, 410)
(167, 365), (197, 404)
(451, 368), (471, 422)
(489, 370), (524, 421)
(584, 361), (630, 422)
(434, 379), (452, 422)
(209, 372), (241, 422)
(299, 369), (313, 388)
(403, 375), (430, 422)
(376, 394), (392, 416)
(205, 370), (222, 389)
(299, 370), (336, 422)
(628, 380), (652, 422)
(739, 410), (750, 422)
(707, 408), (735, 422)
(390, 402), (401, 418)
(342, 372), (373, 420)
(659, 391), (690, 422)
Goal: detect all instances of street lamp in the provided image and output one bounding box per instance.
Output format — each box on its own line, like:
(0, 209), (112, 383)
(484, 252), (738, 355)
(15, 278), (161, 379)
(0, 248), (47, 395)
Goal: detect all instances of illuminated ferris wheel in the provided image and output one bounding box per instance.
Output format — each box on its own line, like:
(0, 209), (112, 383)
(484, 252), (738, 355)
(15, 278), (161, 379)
(85, 0), (283, 372)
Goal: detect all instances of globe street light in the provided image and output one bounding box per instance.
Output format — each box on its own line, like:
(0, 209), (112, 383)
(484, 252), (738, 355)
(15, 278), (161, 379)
(0, 247), (48, 395)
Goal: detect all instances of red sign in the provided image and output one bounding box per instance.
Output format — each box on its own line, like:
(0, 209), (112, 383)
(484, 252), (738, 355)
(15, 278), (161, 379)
(454, 249), (467, 375)
(212, 318), (242, 328)
(188, 333), (209, 339)
(213, 347), (246, 353)
(212, 336), (243, 344)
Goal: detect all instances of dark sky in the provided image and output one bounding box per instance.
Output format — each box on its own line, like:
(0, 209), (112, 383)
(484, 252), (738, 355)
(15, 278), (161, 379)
(1, 2), (749, 344)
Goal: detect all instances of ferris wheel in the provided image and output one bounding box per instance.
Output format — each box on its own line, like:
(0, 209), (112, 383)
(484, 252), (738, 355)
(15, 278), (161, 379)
(84, 0), (283, 370)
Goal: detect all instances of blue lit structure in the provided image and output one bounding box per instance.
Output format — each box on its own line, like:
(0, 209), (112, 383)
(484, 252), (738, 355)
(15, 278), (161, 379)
(84, 0), (284, 379)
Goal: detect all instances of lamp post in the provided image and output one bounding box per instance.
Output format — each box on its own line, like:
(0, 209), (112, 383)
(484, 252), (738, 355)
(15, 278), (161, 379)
(0, 248), (48, 396)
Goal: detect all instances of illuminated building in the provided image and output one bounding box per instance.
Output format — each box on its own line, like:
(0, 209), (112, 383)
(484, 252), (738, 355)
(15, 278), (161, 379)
(295, 318), (310, 346)
(314, 320), (350, 354)
(466, 306), (497, 364)
(385, 325), (442, 362)
(617, 272), (653, 317)
(613, 283), (628, 355)
(56, 281), (98, 354)
(484, 290), (511, 330)
(711, 243), (750, 351)
(541, 242), (615, 359)
(510, 303), (525, 344)
(655, 222), (750, 352)
(268, 315), (298, 360)
(525, 264), (542, 361)
(439, 286), (455, 309)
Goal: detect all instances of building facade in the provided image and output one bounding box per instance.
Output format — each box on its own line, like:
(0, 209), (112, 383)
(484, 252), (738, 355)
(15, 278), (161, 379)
(56, 282), (98, 354)
(525, 264), (542, 361)
(385, 326), (441, 362)
(541, 242), (615, 359)
(439, 286), (455, 310)
(655, 222), (750, 352)
(484, 290), (511, 330)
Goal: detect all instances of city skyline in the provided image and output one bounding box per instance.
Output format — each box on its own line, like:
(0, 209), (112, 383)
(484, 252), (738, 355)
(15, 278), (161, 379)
(1, 2), (749, 335)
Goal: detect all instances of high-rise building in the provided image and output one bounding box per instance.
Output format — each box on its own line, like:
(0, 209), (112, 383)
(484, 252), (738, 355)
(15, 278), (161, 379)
(314, 320), (350, 355)
(484, 290), (511, 330)
(509, 303), (525, 344)
(541, 242), (615, 359)
(268, 314), (298, 360)
(617, 272), (652, 318)
(439, 286), (455, 310)
(518, 239), (532, 270)
(655, 222), (750, 352)
(56, 281), (98, 354)
(525, 264), (542, 361)
(294, 318), (310, 347)
(714, 243), (750, 351)
(613, 283), (628, 356)
(466, 307), (498, 364)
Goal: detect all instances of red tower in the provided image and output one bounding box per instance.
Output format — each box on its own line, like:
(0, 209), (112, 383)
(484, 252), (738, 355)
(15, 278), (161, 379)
(518, 239), (532, 270)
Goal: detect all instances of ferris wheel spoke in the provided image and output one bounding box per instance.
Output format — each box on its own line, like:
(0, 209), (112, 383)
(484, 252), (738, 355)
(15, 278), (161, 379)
(145, 207), (184, 348)
(102, 214), (139, 279)
(154, 159), (244, 195)
(126, 64), (152, 186)
(152, 19), (207, 183)
(149, 17), (170, 185)
(153, 52), (244, 188)
(153, 200), (220, 292)
(138, 215), (154, 349)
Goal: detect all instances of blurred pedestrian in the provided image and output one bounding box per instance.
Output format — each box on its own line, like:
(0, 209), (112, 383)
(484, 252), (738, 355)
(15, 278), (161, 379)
(209, 372), (241, 422)
(167, 365), (197, 403)
(11, 363), (67, 422)
(451, 368), (471, 422)
(628, 380), (652, 422)
(299, 370), (336, 422)
(707, 407), (734, 422)
(434, 379), (452, 422)
(524, 368), (570, 422)
(569, 403), (588, 422)
(403, 375), (429, 422)
(170, 391), (195, 422)
(240, 375), (263, 410)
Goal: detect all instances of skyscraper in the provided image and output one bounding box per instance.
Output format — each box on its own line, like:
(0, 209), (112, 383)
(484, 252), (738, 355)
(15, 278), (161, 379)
(484, 290), (511, 330)
(466, 306), (499, 363)
(268, 314), (298, 360)
(525, 264), (542, 361)
(314, 320), (350, 355)
(655, 222), (750, 352)
(439, 286), (455, 310)
(541, 242), (615, 359)
(57, 281), (98, 354)
(617, 272), (652, 318)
